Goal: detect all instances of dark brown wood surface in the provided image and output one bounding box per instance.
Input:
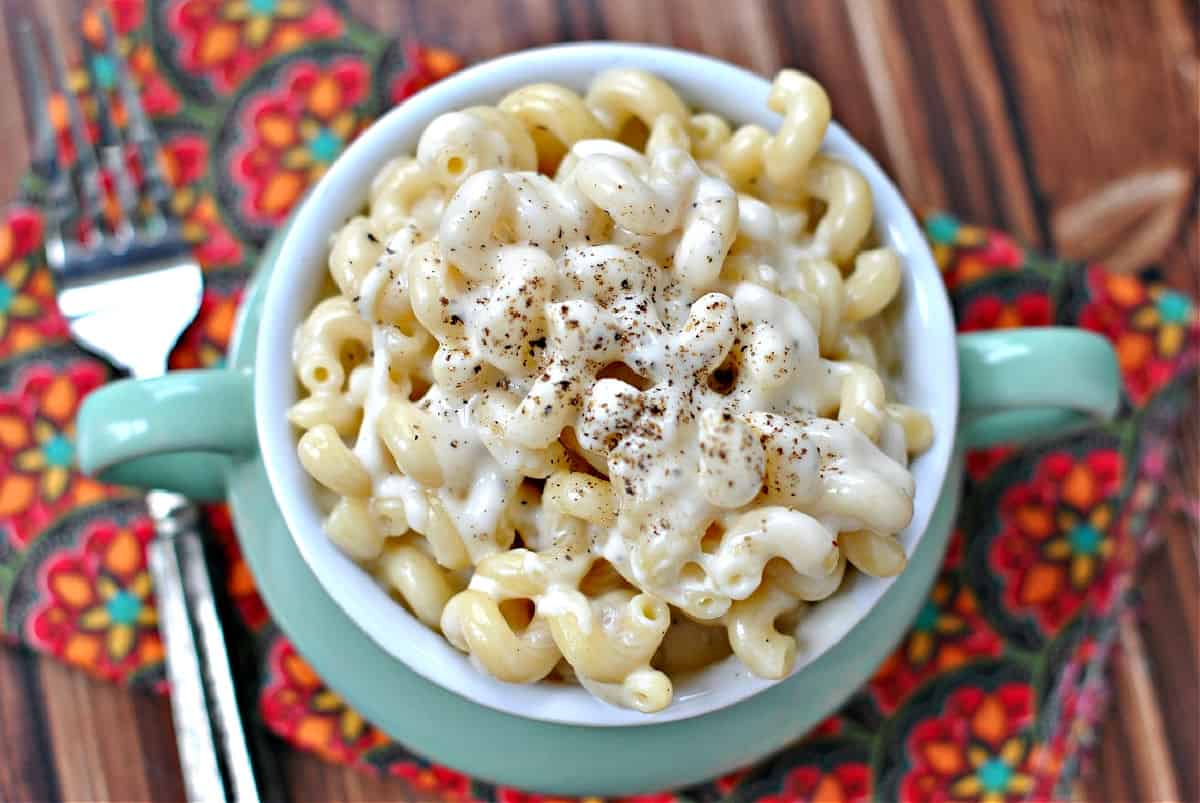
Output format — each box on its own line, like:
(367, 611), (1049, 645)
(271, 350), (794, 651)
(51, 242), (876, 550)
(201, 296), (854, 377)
(0, 1), (1196, 800)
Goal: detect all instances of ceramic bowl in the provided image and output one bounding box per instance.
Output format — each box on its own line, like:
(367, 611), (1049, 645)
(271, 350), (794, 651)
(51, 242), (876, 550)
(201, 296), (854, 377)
(78, 42), (1120, 792)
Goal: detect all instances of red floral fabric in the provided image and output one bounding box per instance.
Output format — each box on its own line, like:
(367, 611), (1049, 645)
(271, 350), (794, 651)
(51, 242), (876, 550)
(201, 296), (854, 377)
(901, 684), (1037, 802)
(991, 451), (1130, 634)
(260, 638), (390, 767)
(1078, 267), (1200, 404)
(0, 211), (67, 359)
(170, 0), (343, 93)
(758, 763), (871, 803)
(232, 57), (370, 225)
(0, 361), (116, 548)
(27, 517), (163, 682)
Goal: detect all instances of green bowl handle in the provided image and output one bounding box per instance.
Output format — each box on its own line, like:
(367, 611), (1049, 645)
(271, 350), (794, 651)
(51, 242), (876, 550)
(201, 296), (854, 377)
(76, 370), (255, 501)
(74, 329), (1118, 495)
(957, 328), (1121, 449)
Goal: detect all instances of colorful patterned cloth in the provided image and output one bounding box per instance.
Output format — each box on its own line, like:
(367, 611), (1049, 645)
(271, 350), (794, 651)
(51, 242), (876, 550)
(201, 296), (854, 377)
(1, 2), (1197, 800)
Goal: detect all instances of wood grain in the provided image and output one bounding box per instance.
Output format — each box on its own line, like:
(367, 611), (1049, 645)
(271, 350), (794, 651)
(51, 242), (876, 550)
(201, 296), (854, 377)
(1097, 710), (1138, 803)
(0, 647), (59, 802)
(35, 659), (187, 802)
(1136, 533), (1200, 803)
(1114, 614), (1183, 802)
(0, 1), (1196, 800)
(0, 7), (31, 202)
(987, 0), (1199, 274)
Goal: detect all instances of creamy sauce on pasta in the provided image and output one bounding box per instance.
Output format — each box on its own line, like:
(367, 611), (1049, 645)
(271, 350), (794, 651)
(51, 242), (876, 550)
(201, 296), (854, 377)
(347, 139), (913, 618)
(289, 68), (931, 713)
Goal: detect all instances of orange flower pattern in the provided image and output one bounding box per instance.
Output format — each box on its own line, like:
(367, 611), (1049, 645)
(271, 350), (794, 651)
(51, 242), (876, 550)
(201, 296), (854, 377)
(259, 638), (390, 767)
(170, 282), (246, 369)
(870, 571), (1004, 713)
(925, 213), (1025, 290)
(0, 210), (67, 358)
(231, 56), (370, 226)
(1078, 267), (1199, 405)
(389, 761), (476, 802)
(959, 291), (1051, 332)
(27, 518), (163, 682)
(991, 450), (1128, 636)
(757, 764), (871, 803)
(157, 130), (245, 268)
(496, 788), (676, 803)
(0, 359), (116, 547)
(169, 0), (343, 93)
(898, 683), (1037, 802)
(206, 503), (268, 628)
(0, 16), (1195, 800)
(82, 0), (184, 118)
(387, 41), (464, 106)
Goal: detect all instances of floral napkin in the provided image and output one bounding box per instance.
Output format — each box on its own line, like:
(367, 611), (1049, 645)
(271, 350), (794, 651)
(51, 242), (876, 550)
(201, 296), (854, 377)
(1, 2), (1196, 800)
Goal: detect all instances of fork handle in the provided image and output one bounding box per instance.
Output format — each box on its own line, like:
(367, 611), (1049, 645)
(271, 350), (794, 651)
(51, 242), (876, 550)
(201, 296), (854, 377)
(147, 491), (260, 803)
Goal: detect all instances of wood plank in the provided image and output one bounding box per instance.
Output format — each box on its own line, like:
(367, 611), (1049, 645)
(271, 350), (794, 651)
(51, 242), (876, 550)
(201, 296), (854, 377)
(1093, 708), (1138, 803)
(522, 0), (607, 43)
(130, 685), (190, 803)
(836, 0), (1046, 242)
(37, 660), (113, 801)
(0, 5), (32, 203)
(342, 0), (409, 32)
(349, 0), (563, 50)
(598, 0), (782, 76)
(1164, 515), (1200, 666)
(503, 0), (579, 50)
(0, 647), (59, 802)
(34, 656), (188, 802)
(403, 0), (538, 60)
(883, 0), (1043, 241)
(985, 0), (1198, 200)
(1138, 540), (1200, 803)
(842, 0), (948, 207)
(282, 748), (340, 802)
(1114, 613), (1182, 802)
(984, 0), (1198, 271)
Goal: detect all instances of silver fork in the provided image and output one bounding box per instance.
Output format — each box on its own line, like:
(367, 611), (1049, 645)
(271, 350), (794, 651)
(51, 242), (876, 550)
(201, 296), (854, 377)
(15, 13), (259, 803)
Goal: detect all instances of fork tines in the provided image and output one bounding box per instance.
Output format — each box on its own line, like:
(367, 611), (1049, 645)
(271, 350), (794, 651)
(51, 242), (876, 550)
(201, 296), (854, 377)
(13, 10), (185, 274)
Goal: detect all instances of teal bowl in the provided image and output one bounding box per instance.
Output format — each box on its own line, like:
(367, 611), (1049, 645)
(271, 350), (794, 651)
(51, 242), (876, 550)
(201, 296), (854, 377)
(77, 44), (1120, 794)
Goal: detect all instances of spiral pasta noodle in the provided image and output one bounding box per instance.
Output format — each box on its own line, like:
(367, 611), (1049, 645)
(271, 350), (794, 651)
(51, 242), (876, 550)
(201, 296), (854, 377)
(290, 68), (931, 712)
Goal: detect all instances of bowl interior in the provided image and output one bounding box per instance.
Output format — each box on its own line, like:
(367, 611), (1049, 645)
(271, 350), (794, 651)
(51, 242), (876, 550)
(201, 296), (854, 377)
(256, 42), (958, 727)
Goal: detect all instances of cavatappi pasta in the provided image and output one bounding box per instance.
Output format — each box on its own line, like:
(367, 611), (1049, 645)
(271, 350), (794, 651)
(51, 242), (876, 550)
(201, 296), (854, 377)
(290, 69), (932, 712)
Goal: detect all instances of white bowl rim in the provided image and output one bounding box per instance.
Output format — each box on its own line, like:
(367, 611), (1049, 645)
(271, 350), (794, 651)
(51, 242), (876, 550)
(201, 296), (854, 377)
(256, 41), (959, 727)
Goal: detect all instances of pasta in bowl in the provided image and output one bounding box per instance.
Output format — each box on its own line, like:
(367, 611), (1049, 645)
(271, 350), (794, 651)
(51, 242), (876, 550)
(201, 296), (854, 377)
(288, 66), (933, 715)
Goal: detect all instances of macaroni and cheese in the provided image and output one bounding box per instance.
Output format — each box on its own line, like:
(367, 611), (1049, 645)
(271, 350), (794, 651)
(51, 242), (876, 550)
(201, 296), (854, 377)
(290, 69), (932, 712)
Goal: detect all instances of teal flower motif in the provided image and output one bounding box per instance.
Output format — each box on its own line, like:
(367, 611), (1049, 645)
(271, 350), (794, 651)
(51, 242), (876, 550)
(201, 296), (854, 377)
(1067, 522), (1101, 556)
(977, 757), (1014, 793)
(0, 259), (43, 340)
(1156, 289), (1191, 324)
(106, 589), (144, 625)
(925, 213), (960, 244)
(41, 434), (74, 468)
(307, 127), (343, 162)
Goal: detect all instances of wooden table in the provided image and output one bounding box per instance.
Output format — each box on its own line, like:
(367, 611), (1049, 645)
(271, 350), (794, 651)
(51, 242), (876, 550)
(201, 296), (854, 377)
(0, 1), (1195, 800)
